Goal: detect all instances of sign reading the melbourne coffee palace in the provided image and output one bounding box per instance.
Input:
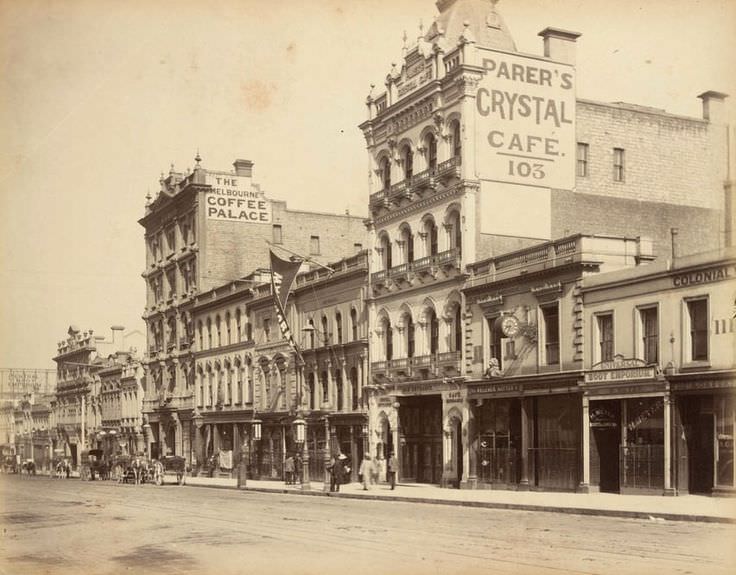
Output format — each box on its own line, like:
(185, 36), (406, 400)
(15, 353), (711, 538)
(205, 174), (272, 224)
(476, 52), (575, 189)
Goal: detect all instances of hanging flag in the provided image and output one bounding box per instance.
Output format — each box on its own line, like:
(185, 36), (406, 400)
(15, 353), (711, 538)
(270, 250), (304, 364)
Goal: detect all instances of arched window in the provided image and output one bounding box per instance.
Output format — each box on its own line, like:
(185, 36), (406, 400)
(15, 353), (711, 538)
(447, 210), (462, 255)
(236, 364), (243, 404)
(206, 318), (212, 349)
(454, 305), (462, 352)
(402, 145), (413, 180)
(405, 315), (415, 358)
(321, 316), (330, 346)
(427, 133), (437, 171)
(225, 312), (232, 345)
(245, 322), (252, 342)
(335, 369), (343, 411)
(380, 156), (391, 190)
(383, 318), (393, 361)
(424, 218), (439, 257)
(197, 321), (203, 350)
(350, 367), (359, 411)
(321, 371), (329, 404)
(380, 233), (392, 270)
(350, 308), (358, 341)
(226, 368), (232, 405)
(308, 318), (316, 348)
(215, 316), (222, 347)
(335, 312), (343, 344)
(307, 372), (315, 411)
(236, 309), (242, 343)
(428, 309), (439, 354)
(400, 225), (414, 264)
(452, 120), (461, 159)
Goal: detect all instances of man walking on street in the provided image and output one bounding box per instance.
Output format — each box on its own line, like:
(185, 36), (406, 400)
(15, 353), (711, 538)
(387, 453), (398, 490)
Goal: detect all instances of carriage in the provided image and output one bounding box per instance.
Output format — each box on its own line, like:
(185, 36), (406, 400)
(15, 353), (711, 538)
(153, 455), (187, 485)
(79, 449), (109, 481)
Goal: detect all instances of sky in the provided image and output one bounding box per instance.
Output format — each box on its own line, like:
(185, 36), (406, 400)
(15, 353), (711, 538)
(1, 0), (734, 370)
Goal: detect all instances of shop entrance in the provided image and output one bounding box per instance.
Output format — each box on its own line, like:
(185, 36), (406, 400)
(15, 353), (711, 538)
(689, 412), (715, 493)
(590, 400), (620, 493)
(398, 395), (442, 484)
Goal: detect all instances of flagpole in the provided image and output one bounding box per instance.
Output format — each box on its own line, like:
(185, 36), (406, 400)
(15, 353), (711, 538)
(266, 240), (335, 274)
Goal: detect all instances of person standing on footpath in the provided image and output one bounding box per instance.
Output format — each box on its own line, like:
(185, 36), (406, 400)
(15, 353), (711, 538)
(387, 453), (398, 490)
(358, 454), (372, 491)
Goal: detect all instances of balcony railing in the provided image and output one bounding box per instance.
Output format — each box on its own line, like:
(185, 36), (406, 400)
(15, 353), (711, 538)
(437, 155), (462, 177)
(436, 351), (461, 366)
(371, 248), (461, 286)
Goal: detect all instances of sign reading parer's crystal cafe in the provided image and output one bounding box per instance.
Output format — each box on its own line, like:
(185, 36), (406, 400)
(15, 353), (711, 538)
(475, 51), (575, 189)
(205, 173), (272, 224)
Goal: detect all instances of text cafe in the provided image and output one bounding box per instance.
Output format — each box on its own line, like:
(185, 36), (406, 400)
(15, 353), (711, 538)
(582, 357), (671, 495)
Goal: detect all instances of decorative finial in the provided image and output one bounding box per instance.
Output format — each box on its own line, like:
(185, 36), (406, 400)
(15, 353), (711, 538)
(402, 30), (408, 47)
(169, 163), (175, 175)
(195, 150), (202, 165)
(145, 189), (152, 206)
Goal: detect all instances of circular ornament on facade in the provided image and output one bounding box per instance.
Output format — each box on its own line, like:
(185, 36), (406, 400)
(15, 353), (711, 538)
(500, 315), (520, 338)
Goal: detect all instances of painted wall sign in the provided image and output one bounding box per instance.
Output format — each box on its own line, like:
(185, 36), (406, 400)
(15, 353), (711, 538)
(468, 382), (521, 397)
(205, 174), (272, 223)
(475, 53), (575, 189)
(586, 356), (657, 385)
(672, 265), (734, 287)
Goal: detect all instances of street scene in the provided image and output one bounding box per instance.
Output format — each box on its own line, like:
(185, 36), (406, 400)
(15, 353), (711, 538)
(2, 475), (735, 575)
(1, 0), (735, 573)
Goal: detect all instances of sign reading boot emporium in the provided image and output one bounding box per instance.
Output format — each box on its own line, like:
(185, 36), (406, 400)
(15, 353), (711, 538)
(205, 173), (272, 223)
(476, 51), (575, 189)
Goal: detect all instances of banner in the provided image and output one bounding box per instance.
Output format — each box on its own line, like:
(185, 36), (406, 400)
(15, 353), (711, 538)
(269, 250), (304, 365)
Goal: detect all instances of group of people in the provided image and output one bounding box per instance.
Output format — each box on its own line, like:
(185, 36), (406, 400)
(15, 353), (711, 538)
(283, 453), (303, 485)
(359, 453), (398, 490)
(282, 451), (400, 491)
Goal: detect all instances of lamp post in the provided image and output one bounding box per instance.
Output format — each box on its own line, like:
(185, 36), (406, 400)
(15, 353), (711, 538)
(323, 416), (331, 492)
(362, 421), (369, 459)
(251, 417), (261, 481)
(293, 415), (310, 491)
(191, 411), (203, 475)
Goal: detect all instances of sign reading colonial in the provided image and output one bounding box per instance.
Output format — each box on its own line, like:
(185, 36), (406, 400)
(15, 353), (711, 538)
(475, 52), (575, 189)
(672, 264), (734, 287)
(584, 356), (657, 385)
(205, 173), (272, 224)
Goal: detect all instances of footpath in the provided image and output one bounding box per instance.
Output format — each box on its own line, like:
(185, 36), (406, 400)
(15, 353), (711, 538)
(184, 475), (736, 524)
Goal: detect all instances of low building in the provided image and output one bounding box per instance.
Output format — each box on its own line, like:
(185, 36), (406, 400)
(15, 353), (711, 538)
(580, 246), (735, 495)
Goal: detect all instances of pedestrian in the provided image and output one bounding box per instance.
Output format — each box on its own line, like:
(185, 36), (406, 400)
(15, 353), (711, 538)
(326, 456), (336, 492)
(284, 455), (295, 485)
(358, 454), (372, 491)
(370, 456), (380, 486)
(387, 453), (398, 490)
(331, 454), (347, 492)
(294, 452), (302, 485)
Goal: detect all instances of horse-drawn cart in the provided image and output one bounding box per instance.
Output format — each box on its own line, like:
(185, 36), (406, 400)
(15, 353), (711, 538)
(79, 449), (108, 481)
(152, 455), (187, 485)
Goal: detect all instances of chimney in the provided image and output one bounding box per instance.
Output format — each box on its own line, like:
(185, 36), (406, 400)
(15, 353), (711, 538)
(697, 91), (729, 123)
(111, 325), (125, 352)
(538, 27), (581, 65)
(233, 159), (254, 178)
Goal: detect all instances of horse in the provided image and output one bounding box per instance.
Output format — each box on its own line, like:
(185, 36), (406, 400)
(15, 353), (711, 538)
(54, 460), (69, 479)
(131, 456), (145, 485)
(21, 460), (36, 477)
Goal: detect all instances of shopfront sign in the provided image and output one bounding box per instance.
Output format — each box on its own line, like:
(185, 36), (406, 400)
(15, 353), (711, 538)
(205, 174), (272, 224)
(589, 405), (618, 428)
(468, 382), (521, 397)
(585, 357), (657, 385)
(475, 52), (575, 189)
(393, 381), (446, 395)
(672, 264), (735, 287)
(444, 391), (465, 404)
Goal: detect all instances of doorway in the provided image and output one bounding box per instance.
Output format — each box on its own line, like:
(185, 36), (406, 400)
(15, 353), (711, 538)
(453, 417), (463, 488)
(593, 428), (620, 493)
(689, 412), (715, 493)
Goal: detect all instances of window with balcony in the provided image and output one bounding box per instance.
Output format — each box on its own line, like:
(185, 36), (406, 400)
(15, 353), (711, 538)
(307, 318), (315, 348)
(350, 367), (359, 411)
(639, 306), (659, 364)
(335, 370), (344, 411)
(404, 315), (415, 358)
(487, 316), (503, 370)
(321, 371), (329, 404)
(541, 304), (560, 365)
(577, 143), (589, 177)
(400, 225), (414, 263)
(166, 227), (176, 254)
(380, 156), (391, 190)
(215, 316), (222, 347)
(384, 321), (393, 361)
(321, 315), (330, 345)
(687, 298), (709, 361)
(453, 306), (462, 353)
(380, 233), (392, 270)
(335, 312), (343, 344)
(428, 309), (439, 355)
(307, 373), (315, 410)
(452, 120), (461, 158)
(427, 133), (437, 171)
(351, 308), (358, 341)
(402, 145), (413, 180)
(225, 312), (232, 345)
(263, 318), (271, 342)
(236, 309), (242, 343)
(597, 313), (614, 362)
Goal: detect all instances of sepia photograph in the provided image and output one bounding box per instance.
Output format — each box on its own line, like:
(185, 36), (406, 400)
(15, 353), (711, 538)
(1, 0), (735, 574)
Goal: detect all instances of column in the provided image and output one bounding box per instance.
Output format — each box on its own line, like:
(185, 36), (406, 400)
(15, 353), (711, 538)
(326, 361), (334, 409)
(349, 426), (357, 481)
(579, 395), (590, 493)
(357, 355), (364, 407)
(664, 393), (674, 495)
(519, 397), (530, 490)
(159, 421), (167, 457)
(341, 361), (349, 412)
(233, 423), (240, 467)
(466, 404), (478, 489)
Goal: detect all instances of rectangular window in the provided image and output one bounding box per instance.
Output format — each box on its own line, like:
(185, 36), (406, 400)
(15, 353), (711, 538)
(687, 298), (709, 361)
(487, 317), (503, 370)
(598, 314), (614, 362)
(272, 224), (283, 244)
(262, 318), (271, 342)
(577, 143), (589, 177)
(640, 307), (658, 364)
(613, 148), (625, 182)
(541, 305), (560, 365)
(310, 235), (320, 255)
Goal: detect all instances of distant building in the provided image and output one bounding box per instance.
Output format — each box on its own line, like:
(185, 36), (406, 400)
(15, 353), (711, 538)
(0, 368), (56, 402)
(139, 156), (367, 462)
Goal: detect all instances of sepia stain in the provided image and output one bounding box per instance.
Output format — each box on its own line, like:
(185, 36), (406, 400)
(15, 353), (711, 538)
(241, 79), (276, 112)
(286, 42), (296, 60)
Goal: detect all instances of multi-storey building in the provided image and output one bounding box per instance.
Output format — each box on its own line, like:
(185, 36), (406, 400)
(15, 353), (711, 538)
(52, 325), (143, 468)
(140, 156), (366, 462)
(360, 0), (732, 488)
(580, 247), (735, 495)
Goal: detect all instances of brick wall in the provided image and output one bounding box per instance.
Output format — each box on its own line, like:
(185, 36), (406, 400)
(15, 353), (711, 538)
(201, 201), (367, 292)
(551, 189), (723, 258)
(575, 100), (727, 210)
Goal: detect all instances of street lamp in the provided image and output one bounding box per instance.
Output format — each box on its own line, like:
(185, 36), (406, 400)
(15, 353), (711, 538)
(293, 415), (310, 491)
(362, 421), (369, 458)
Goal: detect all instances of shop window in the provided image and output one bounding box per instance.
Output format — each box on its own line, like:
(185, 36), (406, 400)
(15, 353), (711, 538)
(687, 298), (708, 361)
(613, 148), (625, 182)
(541, 304), (560, 365)
(577, 142), (589, 177)
(597, 313), (614, 362)
(715, 395), (734, 487)
(639, 307), (658, 364)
